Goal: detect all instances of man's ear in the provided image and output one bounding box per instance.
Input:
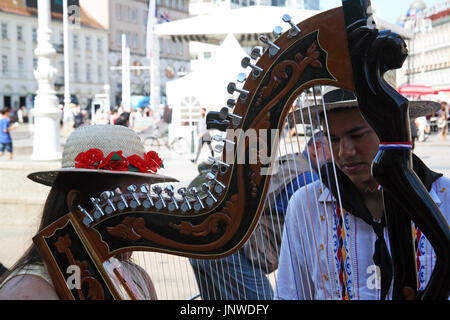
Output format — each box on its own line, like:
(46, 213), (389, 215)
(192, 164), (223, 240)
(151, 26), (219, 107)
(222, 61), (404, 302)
(66, 189), (81, 212)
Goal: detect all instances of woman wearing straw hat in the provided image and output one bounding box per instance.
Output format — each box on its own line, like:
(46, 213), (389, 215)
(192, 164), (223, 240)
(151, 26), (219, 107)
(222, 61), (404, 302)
(0, 124), (177, 299)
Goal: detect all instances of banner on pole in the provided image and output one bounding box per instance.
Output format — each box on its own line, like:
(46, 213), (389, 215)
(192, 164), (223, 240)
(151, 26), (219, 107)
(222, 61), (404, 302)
(146, 0), (156, 59)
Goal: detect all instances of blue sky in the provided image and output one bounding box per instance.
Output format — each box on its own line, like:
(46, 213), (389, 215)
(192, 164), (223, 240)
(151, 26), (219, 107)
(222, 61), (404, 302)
(320, 0), (445, 24)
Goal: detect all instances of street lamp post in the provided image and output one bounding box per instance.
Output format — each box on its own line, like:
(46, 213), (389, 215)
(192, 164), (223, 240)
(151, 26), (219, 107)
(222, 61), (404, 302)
(416, 18), (432, 84)
(63, 0), (71, 110)
(32, 0), (62, 160)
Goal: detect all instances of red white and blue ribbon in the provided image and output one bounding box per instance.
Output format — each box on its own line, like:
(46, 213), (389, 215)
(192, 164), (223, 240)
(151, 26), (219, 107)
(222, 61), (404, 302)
(379, 141), (413, 150)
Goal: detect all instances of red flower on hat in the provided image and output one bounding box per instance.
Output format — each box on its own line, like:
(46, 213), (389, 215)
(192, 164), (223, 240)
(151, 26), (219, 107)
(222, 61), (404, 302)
(145, 151), (163, 173)
(74, 148), (104, 169)
(74, 148), (163, 174)
(127, 154), (148, 173)
(100, 151), (129, 171)
(127, 151), (163, 173)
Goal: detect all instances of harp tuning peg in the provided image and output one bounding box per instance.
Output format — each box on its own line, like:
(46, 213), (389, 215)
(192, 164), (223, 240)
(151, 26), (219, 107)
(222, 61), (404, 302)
(100, 190), (116, 214)
(213, 134), (236, 147)
(78, 205), (95, 227)
(241, 57), (263, 80)
(127, 184), (141, 208)
(227, 82), (249, 103)
(250, 47), (261, 60)
(114, 187), (129, 210)
(177, 187), (192, 212)
(140, 183), (155, 208)
(227, 98), (236, 109)
(214, 144), (224, 154)
(202, 183), (218, 207)
(90, 197), (105, 219)
(189, 187), (205, 212)
(273, 25), (283, 38)
(207, 156), (230, 176)
(282, 14), (301, 38)
(259, 35), (280, 58)
(205, 170), (226, 194)
(152, 185), (167, 210)
(206, 111), (230, 132)
(237, 72), (247, 83)
(219, 107), (242, 128)
(164, 185), (179, 212)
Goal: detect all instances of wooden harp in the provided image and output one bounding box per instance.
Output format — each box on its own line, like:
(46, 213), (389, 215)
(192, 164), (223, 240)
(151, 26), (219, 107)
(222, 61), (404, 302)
(33, 0), (450, 300)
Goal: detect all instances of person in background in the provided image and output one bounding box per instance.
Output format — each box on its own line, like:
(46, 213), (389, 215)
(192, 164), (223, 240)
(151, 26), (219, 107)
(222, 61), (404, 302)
(189, 132), (331, 300)
(0, 108), (18, 160)
(115, 112), (130, 127)
(437, 101), (448, 140)
(191, 108), (214, 164)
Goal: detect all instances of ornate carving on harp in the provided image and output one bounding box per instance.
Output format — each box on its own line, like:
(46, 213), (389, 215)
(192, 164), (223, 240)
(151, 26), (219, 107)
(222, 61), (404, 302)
(32, 0), (449, 300)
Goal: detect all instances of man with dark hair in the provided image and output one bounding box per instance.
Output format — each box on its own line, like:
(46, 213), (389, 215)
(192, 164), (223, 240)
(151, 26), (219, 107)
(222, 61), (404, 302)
(275, 87), (450, 300)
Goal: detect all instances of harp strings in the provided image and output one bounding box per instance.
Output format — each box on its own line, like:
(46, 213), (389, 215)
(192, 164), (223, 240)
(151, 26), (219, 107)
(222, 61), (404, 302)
(128, 86), (357, 300)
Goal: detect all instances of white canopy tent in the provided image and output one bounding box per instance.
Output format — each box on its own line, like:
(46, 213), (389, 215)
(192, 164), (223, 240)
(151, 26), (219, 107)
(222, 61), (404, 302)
(156, 6), (320, 47)
(166, 33), (248, 142)
(155, 5), (413, 47)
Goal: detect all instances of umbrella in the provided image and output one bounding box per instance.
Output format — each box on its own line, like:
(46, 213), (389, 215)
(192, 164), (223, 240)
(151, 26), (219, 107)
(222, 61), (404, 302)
(397, 84), (437, 96)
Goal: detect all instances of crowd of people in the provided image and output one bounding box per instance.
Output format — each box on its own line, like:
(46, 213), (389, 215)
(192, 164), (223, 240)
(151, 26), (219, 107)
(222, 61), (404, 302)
(63, 103), (159, 131)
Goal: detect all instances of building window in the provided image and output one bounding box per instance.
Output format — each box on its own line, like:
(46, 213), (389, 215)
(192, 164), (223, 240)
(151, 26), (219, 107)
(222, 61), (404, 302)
(73, 34), (79, 49)
(32, 27), (37, 43)
(116, 31), (122, 47)
(126, 7), (131, 22)
(59, 32), (64, 45)
(17, 25), (23, 41)
(86, 63), (91, 81)
(166, 40), (171, 54)
(133, 34), (139, 49)
(132, 9), (138, 23)
(74, 62), (79, 81)
(2, 55), (8, 73)
(173, 41), (177, 55)
(33, 57), (38, 70)
(179, 42), (184, 56)
(97, 38), (103, 52)
(117, 4), (122, 20)
(18, 56), (24, 70)
(144, 10), (148, 25)
(178, 0), (183, 10)
(86, 36), (91, 50)
(1, 23), (7, 39)
(98, 65), (103, 83)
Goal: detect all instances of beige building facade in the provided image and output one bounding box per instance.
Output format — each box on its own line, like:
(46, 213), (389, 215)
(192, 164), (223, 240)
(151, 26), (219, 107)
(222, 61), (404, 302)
(81, 0), (190, 108)
(397, 1), (450, 91)
(0, 0), (108, 110)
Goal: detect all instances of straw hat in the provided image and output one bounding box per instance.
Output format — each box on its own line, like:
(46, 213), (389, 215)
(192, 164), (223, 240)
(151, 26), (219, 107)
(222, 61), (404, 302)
(292, 86), (441, 125)
(28, 125), (178, 186)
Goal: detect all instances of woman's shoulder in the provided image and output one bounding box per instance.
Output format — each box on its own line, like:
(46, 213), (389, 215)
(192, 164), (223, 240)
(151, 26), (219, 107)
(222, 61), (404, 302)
(0, 274), (59, 300)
